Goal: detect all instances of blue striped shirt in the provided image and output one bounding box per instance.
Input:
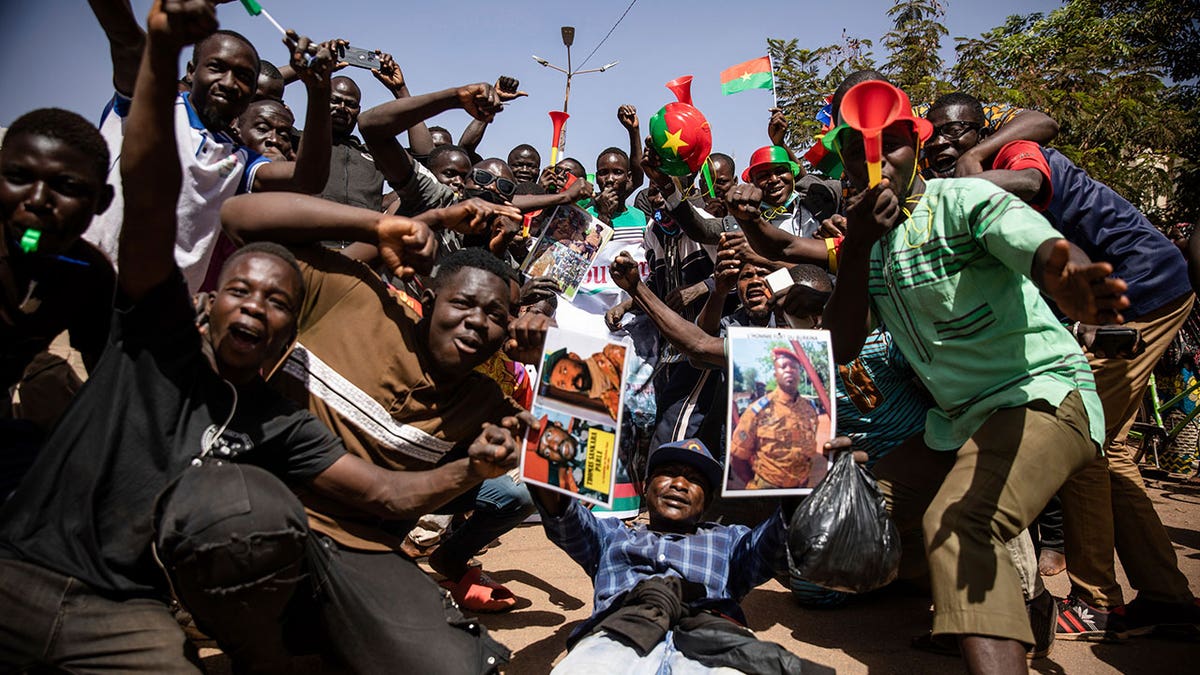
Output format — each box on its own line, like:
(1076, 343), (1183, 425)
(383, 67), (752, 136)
(836, 328), (931, 464)
(537, 498), (787, 639)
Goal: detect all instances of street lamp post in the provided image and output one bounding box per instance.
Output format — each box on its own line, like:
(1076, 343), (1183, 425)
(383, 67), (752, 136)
(532, 26), (618, 152)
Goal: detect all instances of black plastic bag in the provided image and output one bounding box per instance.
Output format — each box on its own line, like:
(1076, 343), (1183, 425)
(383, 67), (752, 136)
(787, 451), (901, 593)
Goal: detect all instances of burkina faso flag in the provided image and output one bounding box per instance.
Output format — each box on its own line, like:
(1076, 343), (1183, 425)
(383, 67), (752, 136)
(720, 56), (773, 95)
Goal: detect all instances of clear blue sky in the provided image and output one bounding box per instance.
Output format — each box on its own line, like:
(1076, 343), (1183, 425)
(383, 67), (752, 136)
(0, 0), (1060, 173)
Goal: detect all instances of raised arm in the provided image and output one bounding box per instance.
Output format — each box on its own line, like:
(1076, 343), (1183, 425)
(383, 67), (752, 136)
(610, 252), (726, 368)
(250, 34), (334, 193)
(618, 105), (644, 189)
(696, 241), (741, 336)
(767, 108), (803, 170)
(118, 0), (217, 301)
(359, 82), (507, 193)
(87, 0), (145, 97)
(368, 52), (436, 158)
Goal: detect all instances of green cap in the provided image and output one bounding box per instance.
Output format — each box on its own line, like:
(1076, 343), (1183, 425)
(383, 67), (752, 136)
(19, 228), (41, 254)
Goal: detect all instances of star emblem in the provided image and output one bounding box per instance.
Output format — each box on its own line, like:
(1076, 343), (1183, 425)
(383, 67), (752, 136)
(740, 72), (753, 81)
(660, 128), (688, 155)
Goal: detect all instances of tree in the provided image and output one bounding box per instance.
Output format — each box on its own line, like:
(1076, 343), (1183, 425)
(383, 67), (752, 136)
(881, 0), (952, 105)
(952, 0), (1198, 224)
(767, 33), (875, 154)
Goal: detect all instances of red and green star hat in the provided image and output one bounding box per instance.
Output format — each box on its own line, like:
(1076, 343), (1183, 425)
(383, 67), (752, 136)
(741, 145), (800, 182)
(649, 102), (713, 177)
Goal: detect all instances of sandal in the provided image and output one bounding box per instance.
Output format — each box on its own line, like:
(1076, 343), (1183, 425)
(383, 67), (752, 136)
(439, 567), (518, 613)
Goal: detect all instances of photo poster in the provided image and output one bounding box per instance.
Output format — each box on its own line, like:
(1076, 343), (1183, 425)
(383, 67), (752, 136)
(724, 327), (837, 497)
(520, 204), (614, 300)
(521, 326), (631, 508)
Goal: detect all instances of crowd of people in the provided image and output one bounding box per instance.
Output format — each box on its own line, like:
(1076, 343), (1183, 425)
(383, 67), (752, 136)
(1, 1), (1197, 673)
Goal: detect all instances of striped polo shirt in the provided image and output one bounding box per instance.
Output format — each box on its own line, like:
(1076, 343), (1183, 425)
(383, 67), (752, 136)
(866, 178), (1104, 450)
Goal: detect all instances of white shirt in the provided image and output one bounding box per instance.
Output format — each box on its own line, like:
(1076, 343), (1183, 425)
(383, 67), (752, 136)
(86, 92), (269, 293)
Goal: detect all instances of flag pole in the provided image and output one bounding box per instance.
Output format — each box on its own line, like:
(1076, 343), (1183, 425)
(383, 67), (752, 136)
(767, 53), (779, 109)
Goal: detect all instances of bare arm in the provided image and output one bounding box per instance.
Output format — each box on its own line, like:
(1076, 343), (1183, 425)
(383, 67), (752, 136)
(611, 253), (726, 368)
(973, 168), (1046, 203)
(458, 118), (488, 156)
(359, 83), (502, 193)
(311, 420), (527, 519)
(696, 243), (740, 336)
(728, 185), (827, 266)
(118, 0), (217, 302)
(957, 110), (1059, 176)
(370, 53), (436, 158)
(87, 0), (145, 97)
(618, 105), (644, 189)
(822, 183), (900, 363)
(251, 35), (334, 194)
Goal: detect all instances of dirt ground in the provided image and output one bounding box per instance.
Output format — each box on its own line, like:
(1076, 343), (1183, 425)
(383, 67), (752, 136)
(202, 473), (1200, 673)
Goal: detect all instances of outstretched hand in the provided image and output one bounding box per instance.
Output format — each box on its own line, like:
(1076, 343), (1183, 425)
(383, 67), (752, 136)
(433, 198), (523, 236)
(1038, 239), (1129, 325)
(377, 216), (436, 280)
(641, 135), (674, 189)
(285, 32), (337, 89)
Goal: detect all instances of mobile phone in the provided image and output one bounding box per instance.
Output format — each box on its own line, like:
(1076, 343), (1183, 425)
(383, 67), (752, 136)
(722, 217), (741, 233)
(339, 45), (381, 70)
(765, 268), (794, 296)
(1091, 326), (1141, 359)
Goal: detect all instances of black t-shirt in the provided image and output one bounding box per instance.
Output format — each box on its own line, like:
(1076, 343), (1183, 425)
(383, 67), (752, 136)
(0, 238), (115, 389)
(0, 273), (345, 598)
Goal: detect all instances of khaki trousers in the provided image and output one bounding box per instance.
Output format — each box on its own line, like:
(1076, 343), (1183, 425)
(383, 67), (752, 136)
(1060, 292), (1196, 607)
(877, 391), (1096, 643)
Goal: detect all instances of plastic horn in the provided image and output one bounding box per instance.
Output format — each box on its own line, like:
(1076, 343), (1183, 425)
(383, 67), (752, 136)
(838, 81), (905, 188)
(548, 110), (570, 166)
(665, 75), (694, 106)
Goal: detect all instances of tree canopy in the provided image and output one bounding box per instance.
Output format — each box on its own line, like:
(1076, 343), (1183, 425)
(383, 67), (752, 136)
(770, 0), (1199, 225)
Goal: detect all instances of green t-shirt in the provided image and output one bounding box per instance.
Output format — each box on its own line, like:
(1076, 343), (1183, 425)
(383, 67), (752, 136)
(867, 178), (1104, 451)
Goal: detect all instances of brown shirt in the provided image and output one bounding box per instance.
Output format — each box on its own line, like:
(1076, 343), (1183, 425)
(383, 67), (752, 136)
(731, 387), (819, 488)
(270, 247), (521, 550)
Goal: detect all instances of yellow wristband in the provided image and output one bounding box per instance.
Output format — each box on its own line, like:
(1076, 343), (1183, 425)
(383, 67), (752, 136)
(825, 237), (839, 274)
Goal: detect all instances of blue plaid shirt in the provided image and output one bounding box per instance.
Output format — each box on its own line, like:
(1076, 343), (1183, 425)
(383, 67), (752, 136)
(538, 499), (788, 639)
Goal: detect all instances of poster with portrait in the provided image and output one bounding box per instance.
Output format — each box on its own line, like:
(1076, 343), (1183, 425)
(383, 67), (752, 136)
(520, 204), (613, 301)
(724, 327), (836, 497)
(521, 327), (630, 507)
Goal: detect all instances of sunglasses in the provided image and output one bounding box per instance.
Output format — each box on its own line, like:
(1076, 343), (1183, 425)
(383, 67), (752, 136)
(931, 121), (981, 141)
(470, 169), (517, 198)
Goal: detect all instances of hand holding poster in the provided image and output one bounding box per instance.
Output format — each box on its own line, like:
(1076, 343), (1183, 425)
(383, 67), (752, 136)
(521, 327), (630, 507)
(520, 205), (613, 300)
(725, 327), (836, 496)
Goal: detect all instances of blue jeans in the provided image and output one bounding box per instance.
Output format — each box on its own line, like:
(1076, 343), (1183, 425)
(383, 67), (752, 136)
(552, 632), (742, 674)
(433, 474), (535, 580)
